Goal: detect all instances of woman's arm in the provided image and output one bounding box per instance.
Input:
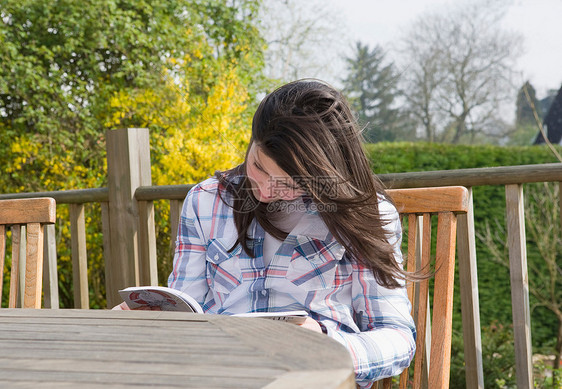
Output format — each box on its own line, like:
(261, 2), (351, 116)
(326, 200), (416, 387)
(328, 264), (416, 385)
(167, 186), (210, 306)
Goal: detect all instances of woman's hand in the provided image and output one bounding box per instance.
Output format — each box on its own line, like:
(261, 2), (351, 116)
(299, 317), (323, 333)
(112, 302), (130, 310)
(111, 302), (162, 311)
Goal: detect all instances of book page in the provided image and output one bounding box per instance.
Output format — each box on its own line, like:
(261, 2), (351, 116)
(118, 286), (204, 313)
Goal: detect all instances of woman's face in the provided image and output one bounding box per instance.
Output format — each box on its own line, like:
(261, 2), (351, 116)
(245, 143), (304, 203)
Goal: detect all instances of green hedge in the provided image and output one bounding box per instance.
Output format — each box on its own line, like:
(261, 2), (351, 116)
(366, 142), (560, 352)
(366, 142), (561, 173)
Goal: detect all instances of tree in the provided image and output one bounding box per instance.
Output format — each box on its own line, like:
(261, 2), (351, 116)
(342, 42), (411, 142)
(0, 0), (265, 192)
(0, 0), (266, 307)
(516, 82), (542, 126)
(399, 1), (522, 144)
(1, 0), (193, 190)
(258, 0), (345, 83)
(507, 81), (542, 145)
(106, 59), (252, 186)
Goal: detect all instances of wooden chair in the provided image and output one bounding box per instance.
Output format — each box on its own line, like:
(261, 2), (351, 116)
(0, 198), (56, 308)
(372, 186), (469, 389)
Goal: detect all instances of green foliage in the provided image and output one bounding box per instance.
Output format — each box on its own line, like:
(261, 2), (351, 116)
(533, 357), (562, 389)
(506, 123), (539, 146)
(451, 322), (517, 388)
(0, 0), (265, 190)
(0, 0), (266, 308)
(452, 324), (562, 389)
(1, 0), (198, 185)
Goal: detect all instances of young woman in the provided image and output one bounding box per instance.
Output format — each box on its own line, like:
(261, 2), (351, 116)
(167, 80), (416, 387)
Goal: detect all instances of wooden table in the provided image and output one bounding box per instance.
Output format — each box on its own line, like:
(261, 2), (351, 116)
(0, 309), (355, 388)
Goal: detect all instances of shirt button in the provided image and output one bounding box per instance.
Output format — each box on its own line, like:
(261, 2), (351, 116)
(214, 254), (219, 260)
(260, 270), (265, 277)
(261, 290), (267, 296)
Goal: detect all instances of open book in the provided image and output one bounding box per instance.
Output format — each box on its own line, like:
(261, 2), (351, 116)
(119, 286), (308, 325)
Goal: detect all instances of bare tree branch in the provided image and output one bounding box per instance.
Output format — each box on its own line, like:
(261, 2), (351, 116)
(398, 1), (523, 143)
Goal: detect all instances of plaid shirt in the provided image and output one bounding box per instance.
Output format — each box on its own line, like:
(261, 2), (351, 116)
(168, 177), (416, 387)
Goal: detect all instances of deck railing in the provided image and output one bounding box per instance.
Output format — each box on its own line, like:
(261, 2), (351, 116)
(1, 128), (561, 389)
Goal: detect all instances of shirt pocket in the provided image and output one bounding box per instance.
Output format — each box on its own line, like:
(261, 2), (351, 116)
(205, 239), (243, 295)
(285, 238), (346, 291)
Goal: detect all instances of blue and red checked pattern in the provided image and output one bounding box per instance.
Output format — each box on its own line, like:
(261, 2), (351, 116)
(168, 177), (416, 387)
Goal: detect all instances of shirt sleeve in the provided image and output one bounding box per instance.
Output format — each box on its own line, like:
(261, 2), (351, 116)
(325, 200), (416, 387)
(167, 186), (209, 307)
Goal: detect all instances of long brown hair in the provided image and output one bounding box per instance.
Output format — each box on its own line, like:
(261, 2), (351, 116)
(216, 80), (408, 288)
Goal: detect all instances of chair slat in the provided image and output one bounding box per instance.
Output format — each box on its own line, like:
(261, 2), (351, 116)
(9, 226), (22, 308)
(412, 213), (432, 388)
(406, 214), (417, 283)
(24, 223), (44, 309)
(397, 214), (419, 388)
(0, 225), (5, 305)
(394, 215), (414, 385)
(43, 224), (59, 309)
(428, 212), (457, 388)
(381, 377), (392, 388)
(399, 370), (408, 388)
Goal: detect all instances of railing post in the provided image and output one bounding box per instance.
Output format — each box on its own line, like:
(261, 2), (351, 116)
(138, 200), (157, 286)
(505, 184), (533, 388)
(169, 199), (183, 253)
(456, 188), (484, 388)
(105, 128), (153, 307)
(70, 203), (89, 308)
(16, 226), (25, 308)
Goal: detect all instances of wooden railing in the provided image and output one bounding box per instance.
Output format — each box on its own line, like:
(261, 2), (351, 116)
(1, 128), (561, 389)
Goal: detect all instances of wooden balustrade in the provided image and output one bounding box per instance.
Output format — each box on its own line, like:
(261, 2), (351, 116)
(1, 128), (561, 389)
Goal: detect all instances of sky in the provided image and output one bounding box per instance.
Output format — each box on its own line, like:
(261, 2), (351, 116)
(333, 0), (562, 99)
